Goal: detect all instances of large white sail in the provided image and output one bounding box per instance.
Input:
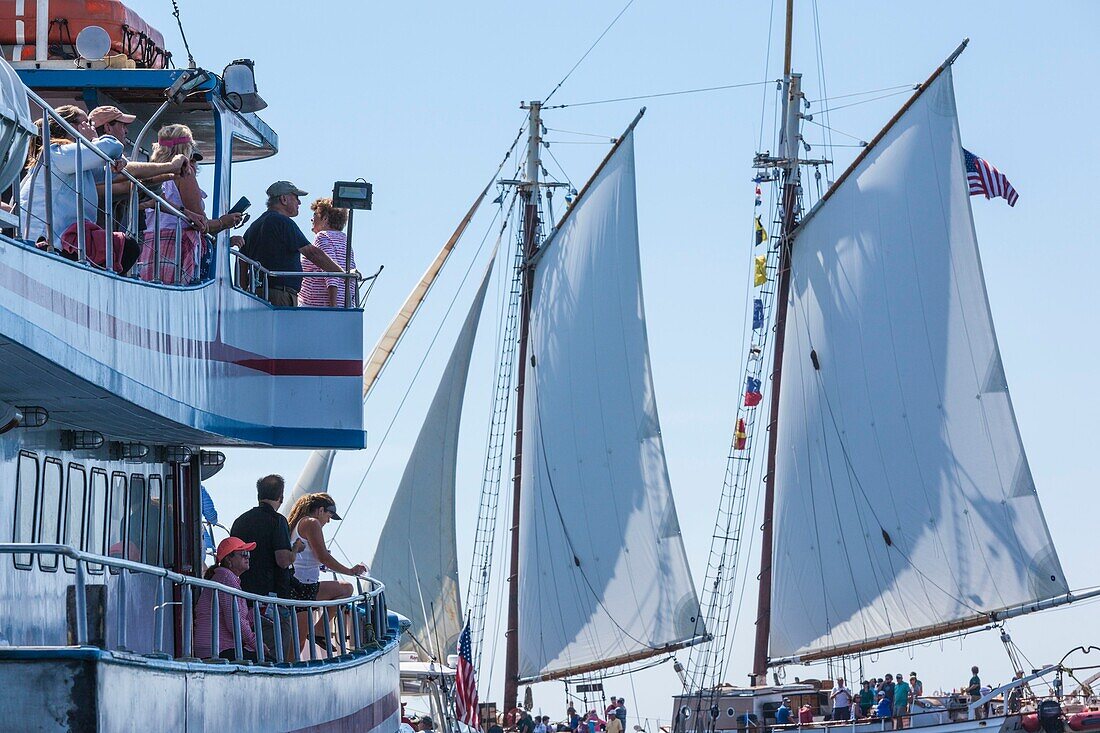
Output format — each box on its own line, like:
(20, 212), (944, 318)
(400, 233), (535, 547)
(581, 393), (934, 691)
(769, 67), (1067, 662)
(516, 130), (703, 682)
(370, 258), (494, 662)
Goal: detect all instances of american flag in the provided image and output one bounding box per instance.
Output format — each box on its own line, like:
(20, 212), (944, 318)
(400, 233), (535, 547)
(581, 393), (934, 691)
(964, 148), (1019, 207)
(455, 621), (480, 728)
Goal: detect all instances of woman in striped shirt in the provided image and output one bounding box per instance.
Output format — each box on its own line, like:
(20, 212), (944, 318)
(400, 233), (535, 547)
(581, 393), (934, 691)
(300, 198), (355, 307)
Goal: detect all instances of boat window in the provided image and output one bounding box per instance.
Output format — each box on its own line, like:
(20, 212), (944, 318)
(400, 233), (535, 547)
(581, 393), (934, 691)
(144, 474), (162, 566)
(86, 468), (108, 574)
(62, 463), (87, 573)
(128, 474), (146, 563)
(159, 474), (175, 568)
(106, 472), (128, 571)
(13, 451), (39, 569)
(37, 458), (63, 572)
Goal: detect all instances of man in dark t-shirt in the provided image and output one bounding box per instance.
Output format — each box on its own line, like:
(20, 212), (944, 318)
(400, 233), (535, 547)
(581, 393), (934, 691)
(238, 180), (344, 307)
(230, 474), (300, 598)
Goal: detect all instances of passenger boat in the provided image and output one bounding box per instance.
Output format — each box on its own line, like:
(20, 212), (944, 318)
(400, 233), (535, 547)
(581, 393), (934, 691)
(0, 3), (400, 731)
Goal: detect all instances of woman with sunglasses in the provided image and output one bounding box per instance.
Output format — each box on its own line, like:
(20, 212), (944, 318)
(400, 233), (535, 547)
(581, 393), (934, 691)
(194, 536), (265, 661)
(286, 493), (366, 649)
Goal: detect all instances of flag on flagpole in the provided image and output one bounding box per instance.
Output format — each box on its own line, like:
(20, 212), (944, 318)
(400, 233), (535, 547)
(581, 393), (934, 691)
(455, 621), (480, 728)
(744, 376), (763, 407)
(754, 216), (768, 245)
(964, 149), (1019, 207)
(754, 255), (767, 286)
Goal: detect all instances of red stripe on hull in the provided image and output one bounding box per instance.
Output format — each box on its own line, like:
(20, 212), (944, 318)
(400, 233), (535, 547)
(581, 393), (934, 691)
(290, 691), (400, 733)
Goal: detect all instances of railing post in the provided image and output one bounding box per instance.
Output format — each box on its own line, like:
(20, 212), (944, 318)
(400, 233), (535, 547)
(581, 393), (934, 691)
(290, 603), (301, 662)
(173, 219), (182, 284)
(321, 606), (332, 654)
(231, 595), (243, 661)
(271, 602), (284, 664)
(351, 598), (362, 650)
(153, 578), (165, 654)
(116, 568), (129, 651)
(129, 182), (140, 239)
(74, 144), (86, 263)
(103, 159), (114, 273)
(335, 603), (347, 656)
(42, 117), (54, 250)
(73, 559), (88, 645)
(253, 600), (265, 663)
(153, 202), (162, 283)
(307, 606), (317, 661)
(210, 588), (219, 659)
(182, 584), (193, 659)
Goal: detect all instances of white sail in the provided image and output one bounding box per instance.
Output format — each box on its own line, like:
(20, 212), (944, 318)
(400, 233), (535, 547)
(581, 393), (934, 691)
(769, 67), (1067, 662)
(370, 258), (494, 661)
(517, 130), (703, 682)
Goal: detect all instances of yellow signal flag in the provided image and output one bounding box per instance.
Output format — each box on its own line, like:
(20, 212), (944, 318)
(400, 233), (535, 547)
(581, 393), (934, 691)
(754, 255), (768, 286)
(754, 216), (769, 246)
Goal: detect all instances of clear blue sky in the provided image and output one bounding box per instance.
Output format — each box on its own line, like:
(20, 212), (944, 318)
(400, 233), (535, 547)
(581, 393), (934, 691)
(129, 0), (1099, 725)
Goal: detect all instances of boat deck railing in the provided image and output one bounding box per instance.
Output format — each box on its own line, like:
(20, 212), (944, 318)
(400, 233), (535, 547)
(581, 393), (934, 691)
(0, 542), (393, 667)
(229, 247), (381, 308)
(9, 88), (202, 283)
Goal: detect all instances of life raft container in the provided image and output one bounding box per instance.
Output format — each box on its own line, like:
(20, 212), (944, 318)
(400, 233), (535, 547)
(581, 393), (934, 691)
(1068, 711), (1100, 732)
(0, 0), (167, 68)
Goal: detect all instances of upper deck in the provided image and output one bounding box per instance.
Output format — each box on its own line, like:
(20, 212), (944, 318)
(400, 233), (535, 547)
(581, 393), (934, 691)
(0, 58), (368, 449)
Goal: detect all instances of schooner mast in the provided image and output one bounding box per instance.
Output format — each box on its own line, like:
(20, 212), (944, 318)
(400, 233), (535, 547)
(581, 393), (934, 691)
(503, 99), (544, 713)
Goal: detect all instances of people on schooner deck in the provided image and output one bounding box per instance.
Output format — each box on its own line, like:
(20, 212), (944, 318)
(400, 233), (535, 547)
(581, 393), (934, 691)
(874, 692), (892, 720)
(301, 197), (356, 307)
(893, 673), (911, 729)
(775, 699), (792, 725)
(967, 667), (983, 719)
(909, 672), (923, 699)
(193, 536), (263, 661)
(859, 681), (875, 717)
(830, 677), (852, 721)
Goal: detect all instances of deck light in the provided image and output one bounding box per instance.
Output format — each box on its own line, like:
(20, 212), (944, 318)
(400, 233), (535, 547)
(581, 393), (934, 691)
(75, 26), (111, 62)
(199, 450), (226, 479)
(15, 406), (48, 428)
(110, 442), (150, 461)
(159, 445), (193, 464)
(222, 59), (267, 113)
(60, 430), (105, 451)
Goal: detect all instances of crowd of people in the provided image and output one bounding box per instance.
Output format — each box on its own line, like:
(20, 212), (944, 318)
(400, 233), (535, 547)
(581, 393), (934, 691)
(12, 100), (357, 303)
(193, 474), (367, 661)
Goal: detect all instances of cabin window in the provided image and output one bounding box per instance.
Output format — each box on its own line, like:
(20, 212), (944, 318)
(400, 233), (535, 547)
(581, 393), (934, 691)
(158, 474), (175, 568)
(86, 469), (108, 574)
(13, 451), (39, 569)
(144, 475), (162, 566)
(37, 458), (63, 572)
(62, 464), (87, 573)
(106, 472), (128, 571)
(128, 475), (146, 563)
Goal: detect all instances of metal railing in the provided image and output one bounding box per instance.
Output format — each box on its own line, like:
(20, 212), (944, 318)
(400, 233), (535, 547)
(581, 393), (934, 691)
(11, 88), (203, 284)
(230, 248), (381, 308)
(0, 542), (390, 666)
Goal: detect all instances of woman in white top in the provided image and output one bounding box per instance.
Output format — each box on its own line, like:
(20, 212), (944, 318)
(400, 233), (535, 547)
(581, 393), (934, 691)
(286, 492), (366, 647)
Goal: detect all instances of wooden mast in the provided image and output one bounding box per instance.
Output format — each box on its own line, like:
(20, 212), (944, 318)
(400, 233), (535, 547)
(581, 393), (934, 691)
(503, 100), (542, 713)
(751, 0), (800, 686)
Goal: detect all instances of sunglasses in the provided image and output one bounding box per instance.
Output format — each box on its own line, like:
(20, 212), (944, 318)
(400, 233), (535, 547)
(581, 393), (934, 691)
(234, 551), (251, 559)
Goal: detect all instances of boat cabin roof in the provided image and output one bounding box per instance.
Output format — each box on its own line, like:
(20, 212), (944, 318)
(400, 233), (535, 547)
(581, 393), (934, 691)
(14, 67), (277, 163)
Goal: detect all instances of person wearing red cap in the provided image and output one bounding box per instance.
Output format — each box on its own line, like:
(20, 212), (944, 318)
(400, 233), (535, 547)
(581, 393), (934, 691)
(193, 536), (265, 661)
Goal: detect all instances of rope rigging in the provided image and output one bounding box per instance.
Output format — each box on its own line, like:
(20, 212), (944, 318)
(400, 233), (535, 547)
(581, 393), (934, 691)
(169, 0), (196, 69)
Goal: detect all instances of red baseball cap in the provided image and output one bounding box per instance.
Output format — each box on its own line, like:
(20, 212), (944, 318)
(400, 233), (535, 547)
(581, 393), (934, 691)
(216, 536), (256, 563)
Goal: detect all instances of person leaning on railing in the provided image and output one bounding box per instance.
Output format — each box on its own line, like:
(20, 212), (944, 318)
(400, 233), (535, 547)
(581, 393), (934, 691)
(18, 105), (141, 273)
(193, 536), (268, 662)
(301, 197), (356, 307)
(134, 124), (242, 285)
(231, 181), (343, 307)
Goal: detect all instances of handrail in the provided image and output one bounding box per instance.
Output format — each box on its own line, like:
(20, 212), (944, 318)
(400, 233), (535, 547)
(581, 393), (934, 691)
(968, 666), (1056, 719)
(0, 542), (390, 665)
(230, 247), (382, 308)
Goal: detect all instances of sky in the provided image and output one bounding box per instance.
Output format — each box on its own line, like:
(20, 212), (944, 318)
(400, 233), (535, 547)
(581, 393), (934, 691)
(125, 0), (1099, 727)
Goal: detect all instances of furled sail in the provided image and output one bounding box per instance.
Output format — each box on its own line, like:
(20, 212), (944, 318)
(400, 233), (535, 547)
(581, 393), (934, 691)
(516, 127), (703, 682)
(768, 66), (1067, 663)
(370, 257), (494, 661)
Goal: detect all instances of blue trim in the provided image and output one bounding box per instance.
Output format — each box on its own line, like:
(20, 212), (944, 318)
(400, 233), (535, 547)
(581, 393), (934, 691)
(15, 68), (213, 91)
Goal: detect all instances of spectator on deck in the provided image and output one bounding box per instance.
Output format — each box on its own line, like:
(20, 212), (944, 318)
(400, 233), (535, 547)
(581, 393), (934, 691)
(418, 716), (434, 732)
(615, 699), (627, 730)
(135, 124), (241, 284)
(193, 536), (261, 661)
(967, 667), (983, 719)
(875, 692), (892, 720)
(893, 673), (911, 730)
(300, 197), (356, 307)
(234, 181), (343, 307)
(19, 106), (142, 272)
(775, 699), (792, 725)
(860, 681), (876, 718)
(605, 713), (623, 733)
(798, 704), (815, 725)
(830, 678), (852, 722)
(568, 707), (581, 733)
(909, 672), (923, 700)
(230, 474), (302, 660)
